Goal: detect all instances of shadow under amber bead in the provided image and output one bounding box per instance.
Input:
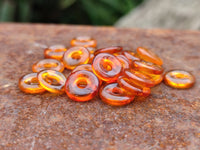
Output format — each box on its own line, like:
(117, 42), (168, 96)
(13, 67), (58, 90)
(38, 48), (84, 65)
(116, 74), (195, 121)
(32, 59), (64, 73)
(94, 46), (123, 55)
(133, 60), (163, 75)
(44, 45), (67, 60)
(137, 47), (163, 65)
(65, 70), (99, 102)
(99, 83), (134, 106)
(124, 69), (155, 87)
(63, 46), (90, 70)
(37, 70), (66, 94)
(18, 73), (46, 94)
(164, 70), (195, 89)
(71, 36), (97, 47)
(92, 53), (122, 82)
(118, 76), (151, 97)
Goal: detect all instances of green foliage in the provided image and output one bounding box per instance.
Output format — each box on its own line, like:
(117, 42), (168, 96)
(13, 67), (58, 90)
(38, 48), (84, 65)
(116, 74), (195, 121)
(0, 0), (15, 21)
(0, 0), (144, 25)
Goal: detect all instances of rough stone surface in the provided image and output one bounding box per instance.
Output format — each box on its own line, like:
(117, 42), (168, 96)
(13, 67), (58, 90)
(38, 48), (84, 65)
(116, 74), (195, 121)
(0, 23), (200, 150)
(115, 0), (200, 30)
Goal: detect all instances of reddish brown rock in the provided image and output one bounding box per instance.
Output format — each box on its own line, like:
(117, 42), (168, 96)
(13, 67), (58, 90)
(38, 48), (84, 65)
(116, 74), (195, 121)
(0, 23), (200, 150)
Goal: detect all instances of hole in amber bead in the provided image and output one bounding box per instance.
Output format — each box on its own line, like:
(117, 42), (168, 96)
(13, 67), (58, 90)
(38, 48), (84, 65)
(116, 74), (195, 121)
(77, 79), (88, 89)
(101, 59), (113, 71)
(71, 51), (82, 60)
(112, 87), (122, 95)
(102, 63), (112, 71)
(43, 63), (58, 68)
(170, 72), (188, 79)
(25, 77), (38, 85)
(43, 74), (62, 86)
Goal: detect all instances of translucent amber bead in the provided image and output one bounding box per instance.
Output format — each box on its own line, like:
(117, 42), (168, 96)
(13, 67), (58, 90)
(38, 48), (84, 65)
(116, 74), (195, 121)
(71, 36), (97, 47)
(116, 55), (130, 71)
(148, 74), (164, 85)
(19, 73), (46, 94)
(32, 59), (64, 73)
(72, 64), (93, 73)
(133, 60), (163, 75)
(92, 53), (122, 82)
(122, 51), (140, 63)
(137, 47), (163, 65)
(37, 70), (66, 94)
(65, 70), (99, 102)
(63, 46), (90, 70)
(118, 76), (151, 97)
(99, 83), (134, 106)
(72, 64), (103, 85)
(164, 70), (195, 89)
(124, 69), (155, 87)
(44, 45), (67, 60)
(94, 46), (123, 55)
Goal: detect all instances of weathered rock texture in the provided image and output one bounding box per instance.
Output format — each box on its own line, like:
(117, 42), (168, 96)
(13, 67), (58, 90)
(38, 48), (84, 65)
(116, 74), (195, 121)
(0, 24), (200, 150)
(115, 0), (200, 30)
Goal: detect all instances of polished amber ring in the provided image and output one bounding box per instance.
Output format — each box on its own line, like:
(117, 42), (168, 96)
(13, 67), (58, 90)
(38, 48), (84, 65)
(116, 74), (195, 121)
(37, 70), (66, 94)
(19, 73), (46, 94)
(32, 59), (64, 72)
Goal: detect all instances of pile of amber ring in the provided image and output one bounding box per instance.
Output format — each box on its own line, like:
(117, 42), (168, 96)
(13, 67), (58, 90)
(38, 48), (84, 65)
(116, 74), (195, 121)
(19, 36), (195, 106)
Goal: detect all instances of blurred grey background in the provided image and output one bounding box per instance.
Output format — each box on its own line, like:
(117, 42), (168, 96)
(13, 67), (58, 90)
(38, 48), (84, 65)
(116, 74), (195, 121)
(115, 0), (200, 30)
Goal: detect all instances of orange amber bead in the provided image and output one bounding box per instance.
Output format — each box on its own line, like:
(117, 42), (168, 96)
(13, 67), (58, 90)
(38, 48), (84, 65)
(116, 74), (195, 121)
(63, 46), (90, 70)
(118, 76), (151, 97)
(37, 70), (66, 94)
(32, 59), (64, 73)
(116, 55), (130, 71)
(19, 73), (46, 94)
(65, 70), (99, 102)
(164, 70), (195, 89)
(133, 60), (163, 75)
(70, 36), (97, 47)
(94, 46), (123, 55)
(124, 69), (155, 87)
(44, 45), (67, 60)
(148, 74), (164, 85)
(137, 47), (163, 65)
(72, 64), (93, 73)
(72, 64), (103, 85)
(99, 83), (134, 106)
(92, 53), (122, 82)
(122, 51), (140, 63)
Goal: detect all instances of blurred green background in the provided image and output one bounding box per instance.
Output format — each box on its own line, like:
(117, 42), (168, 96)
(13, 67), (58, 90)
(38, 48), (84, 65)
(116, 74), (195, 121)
(0, 0), (143, 25)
